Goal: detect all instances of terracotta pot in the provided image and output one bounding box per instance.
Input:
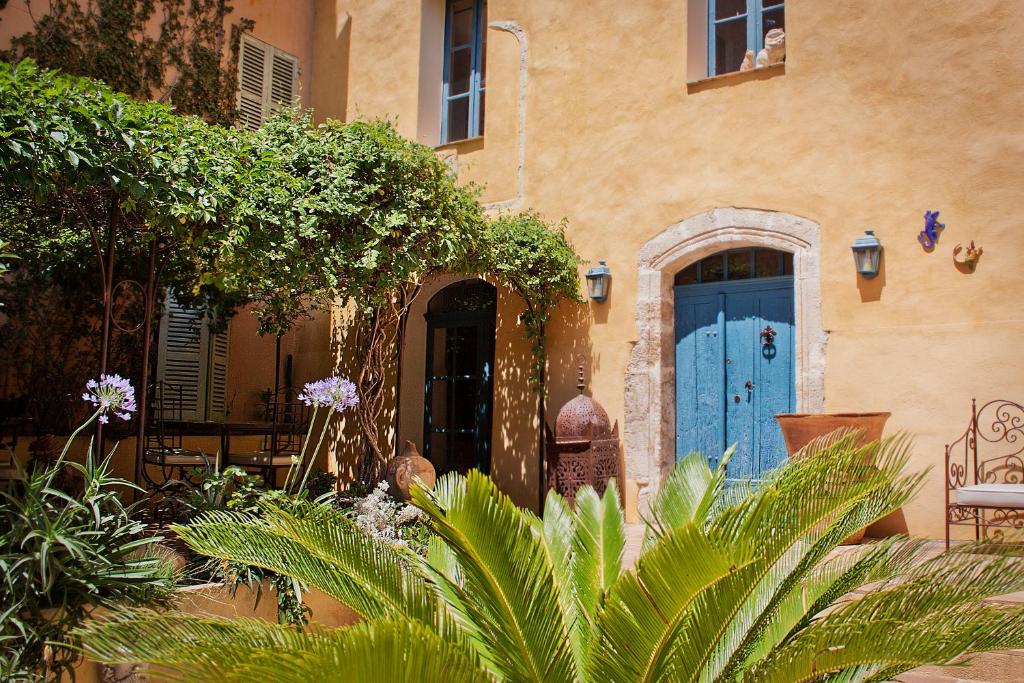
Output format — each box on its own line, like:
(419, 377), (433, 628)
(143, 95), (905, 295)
(774, 412), (891, 457)
(774, 412), (891, 544)
(385, 441), (437, 502)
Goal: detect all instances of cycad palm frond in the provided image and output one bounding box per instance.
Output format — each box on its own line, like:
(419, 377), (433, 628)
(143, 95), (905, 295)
(79, 432), (1024, 683)
(411, 469), (577, 682)
(80, 610), (491, 683)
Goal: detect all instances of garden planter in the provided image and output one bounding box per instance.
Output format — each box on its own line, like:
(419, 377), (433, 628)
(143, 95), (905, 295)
(774, 412), (890, 456)
(774, 412), (891, 544)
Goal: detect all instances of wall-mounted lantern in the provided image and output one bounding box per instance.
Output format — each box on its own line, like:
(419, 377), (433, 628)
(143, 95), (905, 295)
(851, 230), (882, 279)
(585, 260), (611, 302)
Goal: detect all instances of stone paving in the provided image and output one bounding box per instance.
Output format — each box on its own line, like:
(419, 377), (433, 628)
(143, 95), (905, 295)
(620, 526), (1024, 682)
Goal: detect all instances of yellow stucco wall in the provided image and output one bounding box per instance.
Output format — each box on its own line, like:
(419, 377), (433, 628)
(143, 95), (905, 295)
(4, 1), (1023, 539)
(327, 0), (1024, 537)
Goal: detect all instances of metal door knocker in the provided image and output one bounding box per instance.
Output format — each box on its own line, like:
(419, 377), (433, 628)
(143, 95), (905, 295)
(760, 325), (776, 348)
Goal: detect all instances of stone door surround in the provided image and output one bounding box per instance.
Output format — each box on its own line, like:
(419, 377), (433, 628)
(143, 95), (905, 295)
(624, 207), (826, 512)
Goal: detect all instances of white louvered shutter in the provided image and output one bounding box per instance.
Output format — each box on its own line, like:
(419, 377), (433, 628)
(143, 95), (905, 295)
(237, 35), (268, 131)
(156, 297), (208, 421)
(206, 327), (230, 420)
(237, 34), (298, 130)
(269, 49), (298, 114)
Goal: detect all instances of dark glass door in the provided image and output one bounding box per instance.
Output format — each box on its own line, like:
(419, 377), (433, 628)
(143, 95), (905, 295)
(423, 281), (496, 476)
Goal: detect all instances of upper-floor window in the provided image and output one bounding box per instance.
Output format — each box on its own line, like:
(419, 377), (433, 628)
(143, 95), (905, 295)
(237, 33), (299, 131)
(708, 0), (784, 76)
(442, 0), (487, 143)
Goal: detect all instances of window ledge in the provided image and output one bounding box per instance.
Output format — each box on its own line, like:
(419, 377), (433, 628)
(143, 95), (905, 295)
(434, 136), (485, 153)
(687, 63), (785, 93)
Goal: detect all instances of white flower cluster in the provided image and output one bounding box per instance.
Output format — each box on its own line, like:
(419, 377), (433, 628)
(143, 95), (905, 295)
(352, 481), (423, 548)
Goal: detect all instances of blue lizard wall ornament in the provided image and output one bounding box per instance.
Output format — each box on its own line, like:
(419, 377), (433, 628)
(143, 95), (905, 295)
(918, 210), (945, 250)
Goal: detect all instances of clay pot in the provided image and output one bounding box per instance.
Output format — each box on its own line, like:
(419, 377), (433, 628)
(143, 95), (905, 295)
(385, 441), (437, 502)
(774, 412), (891, 457)
(774, 413), (891, 544)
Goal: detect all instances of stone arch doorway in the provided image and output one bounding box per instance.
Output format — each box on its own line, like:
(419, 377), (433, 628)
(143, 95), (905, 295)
(624, 208), (826, 511)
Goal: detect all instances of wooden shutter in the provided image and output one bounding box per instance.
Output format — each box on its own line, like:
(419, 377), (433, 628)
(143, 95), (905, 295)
(237, 33), (299, 130)
(206, 327), (230, 419)
(269, 49), (298, 114)
(237, 34), (268, 131)
(156, 296), (208, 421)
(157, 295), (231, 420)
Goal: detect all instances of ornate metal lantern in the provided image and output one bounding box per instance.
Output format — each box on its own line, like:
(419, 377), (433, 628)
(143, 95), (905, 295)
(585, 260), (611, 302)
(545, 365), (621, 507)
(851, 229), (882, 279)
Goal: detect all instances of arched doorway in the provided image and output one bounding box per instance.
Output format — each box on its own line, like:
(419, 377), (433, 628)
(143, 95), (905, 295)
(624, 208), (826, 512)
(422, 279), (497, 476)
(674, 247), (795, 480)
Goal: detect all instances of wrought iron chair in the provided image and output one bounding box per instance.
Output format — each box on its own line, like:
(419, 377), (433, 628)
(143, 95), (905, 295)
(141, 382), (214, 490)
(223, 388), (311, 488)
(945, 398), (1024, 547)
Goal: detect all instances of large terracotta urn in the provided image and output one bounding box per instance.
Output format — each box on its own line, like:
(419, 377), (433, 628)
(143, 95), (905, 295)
(385, 441), (437, 502)
(774, 412), (891, 457)
(774, 412), (891, 544)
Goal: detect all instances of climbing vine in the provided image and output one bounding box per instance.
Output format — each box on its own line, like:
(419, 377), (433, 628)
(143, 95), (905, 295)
(0, 62), (582, 476)
(0, 0), (250, 124)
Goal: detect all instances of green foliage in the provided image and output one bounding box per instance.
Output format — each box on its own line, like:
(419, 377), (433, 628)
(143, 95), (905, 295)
(77, 432), (1024, 682)
(470, 212), (584, 386)
(0, 59), (581, 464)
(162, 467), (310, 627)
(0, 0), (246, 125)
(0, 450), (177, 681)
(207, 111), (487, 334)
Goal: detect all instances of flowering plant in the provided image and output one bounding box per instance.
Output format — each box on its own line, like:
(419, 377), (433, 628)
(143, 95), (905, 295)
(297, 376), (358, 413)
(82, 373), (137, 424)
(285, 375), (359, 496)
(349, 481), (425, 550)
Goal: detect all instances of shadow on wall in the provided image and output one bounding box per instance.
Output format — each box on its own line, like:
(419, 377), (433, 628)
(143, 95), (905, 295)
(529, 295), (602, 513)
(856, 249), (886, 302)
(327, 302), (389, 487)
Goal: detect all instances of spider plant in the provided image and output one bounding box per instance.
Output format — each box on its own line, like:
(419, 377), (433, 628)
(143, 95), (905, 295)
(0, 447), (177, 681)
(79, 432), (1024, 682)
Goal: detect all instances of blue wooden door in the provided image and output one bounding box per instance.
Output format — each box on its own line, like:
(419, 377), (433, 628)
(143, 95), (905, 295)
(675, 276), (794, 480)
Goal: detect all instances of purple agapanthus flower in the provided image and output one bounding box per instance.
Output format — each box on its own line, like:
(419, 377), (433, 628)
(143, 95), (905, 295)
(82, 374), (137, 424)
(298, 376), (359, 413)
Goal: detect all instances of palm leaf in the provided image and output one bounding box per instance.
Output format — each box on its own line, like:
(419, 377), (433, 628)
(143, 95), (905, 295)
(645, 445), (735, 542)
(79, 611), (490, 683)
(172, 503), (442, 630)
(412, 469), (576, 682)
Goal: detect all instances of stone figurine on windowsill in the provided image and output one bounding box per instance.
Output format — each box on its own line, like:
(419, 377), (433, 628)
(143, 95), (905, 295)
(740, 50), (755, 71)
(752, 28), (786, 69)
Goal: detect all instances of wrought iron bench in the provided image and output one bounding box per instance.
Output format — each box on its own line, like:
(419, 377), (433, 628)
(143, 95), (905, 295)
(945, 399), (1024, 547)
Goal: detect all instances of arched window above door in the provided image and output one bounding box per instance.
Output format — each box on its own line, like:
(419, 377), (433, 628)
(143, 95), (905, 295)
(674, 248), (792, 286)
(426, 278), (496, 316)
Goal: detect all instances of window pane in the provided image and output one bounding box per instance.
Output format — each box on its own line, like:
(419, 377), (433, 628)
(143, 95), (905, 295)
(451, 379), (477, 430)
(715, 0), (747, 20)
(449, 48), (472, 95)
(446, 97), (469, 141)
(430, 378), (449, 428)
(701, 255), (725, 283)
(782, 252), (793, 275)
(727, 250), (753, 280)
(451, 5), (474, 46)
(715, 19), (748, 74)
(479, 38), (487, 88)
(674, 263), (700, 286)
(754, 249), (783, 278)
(762, 7), (785, 40)
(477, 91), (485, 135)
